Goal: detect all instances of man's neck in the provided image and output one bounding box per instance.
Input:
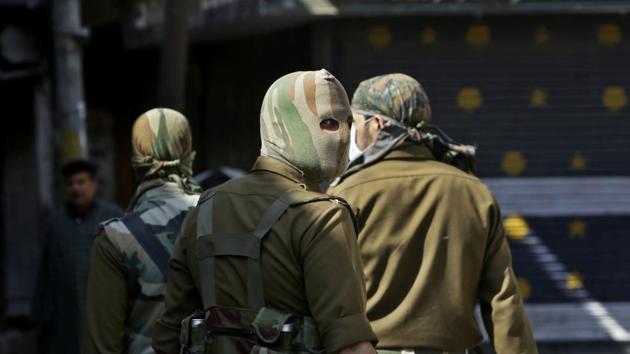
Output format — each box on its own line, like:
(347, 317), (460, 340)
(68, 201), (95, 217)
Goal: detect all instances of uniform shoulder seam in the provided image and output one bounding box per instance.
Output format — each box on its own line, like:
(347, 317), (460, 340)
(335, 171), (484, 192)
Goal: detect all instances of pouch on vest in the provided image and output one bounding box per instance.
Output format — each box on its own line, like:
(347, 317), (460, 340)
(180, 310), (206, 354)
(252, 307), (324, 354)
(179, 189), (346, 354)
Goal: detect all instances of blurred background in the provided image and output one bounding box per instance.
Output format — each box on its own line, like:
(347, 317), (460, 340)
(1, 0), (630, 353)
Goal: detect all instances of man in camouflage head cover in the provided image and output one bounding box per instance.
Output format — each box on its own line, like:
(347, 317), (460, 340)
(153, 70), (377, 354)
(351, 73), (431, 126)
(260, 69), (351, 181)
(82, 108), (201, 354)
(345, 73), (475, 173)
(328, 74), (538, 354)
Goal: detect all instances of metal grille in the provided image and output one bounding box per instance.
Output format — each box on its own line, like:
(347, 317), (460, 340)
(335, 16), (630, 177)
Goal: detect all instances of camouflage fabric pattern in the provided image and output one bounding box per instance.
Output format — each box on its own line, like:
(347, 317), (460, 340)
(203, 306), (258, 354)
(260, 69), (351, 181)
(131, 108), (196, 181)
(103, 181), (199, 354)
(351, 73), (431, 126)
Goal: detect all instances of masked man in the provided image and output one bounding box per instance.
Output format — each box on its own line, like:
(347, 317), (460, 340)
(328, 74), (538, 354)
(82, 108), (201, 354)
(153, 70), (377, 354)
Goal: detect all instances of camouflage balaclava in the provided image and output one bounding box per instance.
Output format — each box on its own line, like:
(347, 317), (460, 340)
(260, 69), (351, 182)
(131, 108), (200, 193)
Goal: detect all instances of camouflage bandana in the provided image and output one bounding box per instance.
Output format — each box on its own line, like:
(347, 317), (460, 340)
(334, 74), (476, 182)
(260, 69), (352, 182)
(342, 74), (432, 176)
(351, 73), (431, 126)
(131, 108), (200, 194)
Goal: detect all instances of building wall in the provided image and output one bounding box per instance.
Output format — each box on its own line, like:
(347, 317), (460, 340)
(188, 26), (313, 172)
(83, 26), (162, 206)
(0, 77), (47, 318)
(83, 24), (312, 198)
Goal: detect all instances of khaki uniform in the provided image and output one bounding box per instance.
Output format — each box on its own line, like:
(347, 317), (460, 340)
(328, 143), (537, 354)
(153, 156), (377, 353)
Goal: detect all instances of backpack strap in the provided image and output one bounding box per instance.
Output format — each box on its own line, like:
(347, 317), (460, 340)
(195, 190), (217, 310)
(195, 188), (356, 311)
(122, 212), (171, 279)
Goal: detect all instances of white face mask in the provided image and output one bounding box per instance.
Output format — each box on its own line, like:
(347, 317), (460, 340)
(348, 115), (378, 162)
(349, 124), (364, 161)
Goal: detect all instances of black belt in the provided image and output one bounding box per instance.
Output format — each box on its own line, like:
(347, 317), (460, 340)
(377, 349), (471, 354)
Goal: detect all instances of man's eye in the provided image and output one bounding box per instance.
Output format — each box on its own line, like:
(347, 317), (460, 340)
(320, 119), (340, 131)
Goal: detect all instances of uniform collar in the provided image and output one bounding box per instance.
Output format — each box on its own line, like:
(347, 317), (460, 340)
(251, 156), (321, 191)
(127, 178), (188, 211)
(382, 142), (435, 161)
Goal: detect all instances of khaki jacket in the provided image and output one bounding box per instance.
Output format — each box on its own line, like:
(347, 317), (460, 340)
(152, 156), (377, 353)
(328, 143), (537, 354)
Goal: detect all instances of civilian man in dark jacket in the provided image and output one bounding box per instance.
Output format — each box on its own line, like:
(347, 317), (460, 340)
(33, 160), (122, 354)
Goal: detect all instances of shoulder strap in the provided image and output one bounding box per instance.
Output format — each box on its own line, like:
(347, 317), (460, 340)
(250, 189), (354, 240)
(195, 190), (217, 309)
(121, 212), (171, 279)
(197, 188), (217, 207)
(196, 189), (296, 310)
(283, 190), (359, 235)
(194, 189), (357, 311)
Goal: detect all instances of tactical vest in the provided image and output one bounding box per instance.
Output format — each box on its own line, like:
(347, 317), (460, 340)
(103, 184), (199, 354)
(180, 189), (355, 354)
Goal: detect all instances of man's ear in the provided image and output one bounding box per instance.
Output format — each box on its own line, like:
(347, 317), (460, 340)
(375, 115), (388, 129)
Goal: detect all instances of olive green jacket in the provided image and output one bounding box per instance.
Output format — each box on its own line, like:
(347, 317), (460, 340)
(328, 143), (537, 354)
(152, 156), (377, 354)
